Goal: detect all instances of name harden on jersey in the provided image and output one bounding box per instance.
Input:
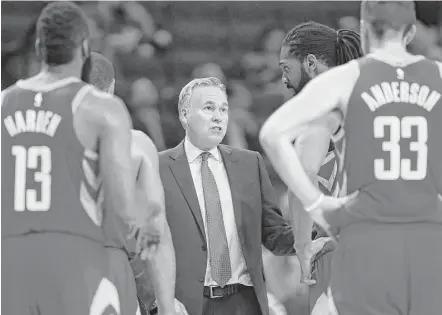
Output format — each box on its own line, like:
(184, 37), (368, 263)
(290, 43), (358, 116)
(4, 110), (62, 138)
(361, 81), (441, 112)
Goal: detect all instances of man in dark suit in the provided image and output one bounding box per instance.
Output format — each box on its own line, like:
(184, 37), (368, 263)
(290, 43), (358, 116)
(159, 77), (297, 315)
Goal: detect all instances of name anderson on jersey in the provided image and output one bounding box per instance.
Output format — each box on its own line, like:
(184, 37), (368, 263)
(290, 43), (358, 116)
(361, 81), (440, 112)
(4, 110), (62, 137)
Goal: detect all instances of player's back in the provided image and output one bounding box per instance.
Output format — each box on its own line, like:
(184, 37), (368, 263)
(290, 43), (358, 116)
(2, 77), (105, 243)
(341, 55), (442, 226)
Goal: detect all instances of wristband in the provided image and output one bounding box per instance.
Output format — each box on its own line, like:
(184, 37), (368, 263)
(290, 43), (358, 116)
(304, 193), (324, 212)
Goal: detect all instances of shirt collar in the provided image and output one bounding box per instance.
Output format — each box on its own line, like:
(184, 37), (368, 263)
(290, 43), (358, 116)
(184, 136), (220, 163)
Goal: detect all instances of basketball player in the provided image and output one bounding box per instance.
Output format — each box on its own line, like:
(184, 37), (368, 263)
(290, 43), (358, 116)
(84, 52), (180, 315)
(2, 3), (154, 315)
(278, 21), (363, 314)
(261, 1), (442, 314)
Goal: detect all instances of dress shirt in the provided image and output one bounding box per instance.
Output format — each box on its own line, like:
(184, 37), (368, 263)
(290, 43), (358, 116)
(184, 137), (252, 286)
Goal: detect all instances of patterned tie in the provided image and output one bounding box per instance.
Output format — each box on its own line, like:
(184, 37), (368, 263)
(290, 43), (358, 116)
(200, 152), (232, 287)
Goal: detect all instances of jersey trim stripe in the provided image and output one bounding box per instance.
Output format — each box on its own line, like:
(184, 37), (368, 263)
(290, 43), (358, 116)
(82, 159), (102, 191)
(16, 76), (81, 92)
(84, 149), (99, 160)
(72, 85), (94, 113)
(322, 151), (336, 165)
(80, 182), (103, 226)
(436, 61), (442, 79)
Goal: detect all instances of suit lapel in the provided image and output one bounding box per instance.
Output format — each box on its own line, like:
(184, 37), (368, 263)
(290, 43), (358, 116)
(169, 142), (206, 242)
(219, 145), (244, 245)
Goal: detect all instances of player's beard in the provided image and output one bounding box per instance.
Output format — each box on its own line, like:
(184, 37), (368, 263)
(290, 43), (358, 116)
(291, 67), (311, 96)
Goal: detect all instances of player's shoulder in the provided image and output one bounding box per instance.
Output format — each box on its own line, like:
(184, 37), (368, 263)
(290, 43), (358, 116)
(78, 85), (130, 128)
(131, 129), (157, 152)
(82, 85), (123, 108)
(1, 84), (21, 107)
(327, 59), (360, 80)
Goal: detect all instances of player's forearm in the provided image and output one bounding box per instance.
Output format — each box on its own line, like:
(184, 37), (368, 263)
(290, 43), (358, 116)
(261, 135), (322, 207)
(287, 190), (313, 249)
(145, 220), (176, 313)
(103, 160), (140, 225)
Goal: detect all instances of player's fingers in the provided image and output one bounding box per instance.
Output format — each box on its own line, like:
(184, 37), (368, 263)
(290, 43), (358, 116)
(300, 277), (316, 285)
(339, 190), (359, 204)
(140, 248), (149, 261)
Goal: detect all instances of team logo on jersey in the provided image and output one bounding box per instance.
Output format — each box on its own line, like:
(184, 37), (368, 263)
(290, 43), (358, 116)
(90, 278), (121, 315)
(317, 152), (338, 193)
(34, 92), (43, 107)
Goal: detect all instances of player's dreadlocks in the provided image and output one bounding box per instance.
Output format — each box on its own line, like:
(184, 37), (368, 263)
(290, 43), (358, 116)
(282, 21), (363, 66)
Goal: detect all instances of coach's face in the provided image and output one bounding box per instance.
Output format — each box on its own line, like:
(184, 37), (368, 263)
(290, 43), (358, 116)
(183, 85), (229, 151)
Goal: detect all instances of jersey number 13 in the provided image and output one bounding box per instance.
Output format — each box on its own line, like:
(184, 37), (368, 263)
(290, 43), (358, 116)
(12, 145), (52, 211)
(374, 116), (428, 180)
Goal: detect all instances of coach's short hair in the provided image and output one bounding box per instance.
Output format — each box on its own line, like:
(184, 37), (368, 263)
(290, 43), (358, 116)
(86, 52), (115, 92)
(36, 1), (90, 65)
(178, 77), (226, 118)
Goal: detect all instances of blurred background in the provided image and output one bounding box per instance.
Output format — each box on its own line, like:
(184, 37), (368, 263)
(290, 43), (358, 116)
(2, 1), (442, 314)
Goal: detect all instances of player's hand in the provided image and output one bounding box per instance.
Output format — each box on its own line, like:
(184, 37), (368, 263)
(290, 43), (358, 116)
(308, 192), (359, 238)
(296, 237), (332, 285)
(131, 212), (164, 260)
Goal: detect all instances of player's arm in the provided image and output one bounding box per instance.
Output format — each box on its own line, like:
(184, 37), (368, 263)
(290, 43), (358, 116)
(259, 62), (358, 209)
(289, 112), (340, 242)
(93, 92), (144, 227)
(288, 113), (341, 283)
(132, 131), (177, 315)
(132, 130), (165, 226)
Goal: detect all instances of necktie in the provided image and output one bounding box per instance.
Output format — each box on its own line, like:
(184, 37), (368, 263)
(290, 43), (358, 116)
(200, 152), (232, 287)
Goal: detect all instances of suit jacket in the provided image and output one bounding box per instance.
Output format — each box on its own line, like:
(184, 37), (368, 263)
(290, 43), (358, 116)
(159, 142), (295, 315)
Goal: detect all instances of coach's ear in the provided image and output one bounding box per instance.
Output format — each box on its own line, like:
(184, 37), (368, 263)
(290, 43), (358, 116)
(179, 107), (188, 127)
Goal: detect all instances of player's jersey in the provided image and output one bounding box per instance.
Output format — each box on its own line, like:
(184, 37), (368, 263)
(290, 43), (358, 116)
(339, 56), (442, 226)
(317, 137), (345, 198)
(2, 77), (105, 243)
(315, 138), (344, 239)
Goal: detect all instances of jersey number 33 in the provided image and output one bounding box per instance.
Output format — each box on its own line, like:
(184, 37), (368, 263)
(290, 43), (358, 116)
(374, 115), (427, 181)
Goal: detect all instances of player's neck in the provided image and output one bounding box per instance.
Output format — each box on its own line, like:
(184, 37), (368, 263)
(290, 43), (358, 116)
(369, 41), (409, 58)
(39, 61), (83, 82)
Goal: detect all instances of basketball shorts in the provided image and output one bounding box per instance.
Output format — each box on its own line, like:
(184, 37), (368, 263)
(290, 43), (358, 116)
(309, 240), (334, 315)
(2, 232), (120, 315)
(107, 247), (140, 315)
(329, 223), (442, 315)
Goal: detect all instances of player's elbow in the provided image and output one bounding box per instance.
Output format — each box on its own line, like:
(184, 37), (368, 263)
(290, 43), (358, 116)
(259, 123), (278, 152)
